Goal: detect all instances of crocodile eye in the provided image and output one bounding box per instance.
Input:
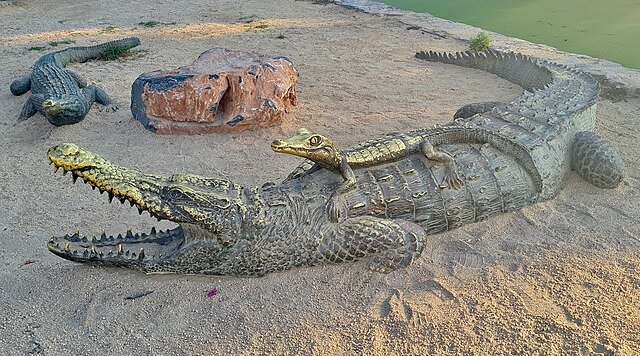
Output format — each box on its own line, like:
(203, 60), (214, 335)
(308, 135), (321, 146)
(167, 188), (187, 200)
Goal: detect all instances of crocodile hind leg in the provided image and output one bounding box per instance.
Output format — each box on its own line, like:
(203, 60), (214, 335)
(421, 142), (464, 189)
(319, 216), (426, 273)
(83, 85), (118, 112)
(572, 131), (625, 188)
(453, 101), (502, 119)
(10, 76), (31, 96)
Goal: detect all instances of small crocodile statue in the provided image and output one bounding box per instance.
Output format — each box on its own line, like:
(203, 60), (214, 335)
(10, 37), (140, 126)
(271, 127), (463, 222)
(45, 50), (625, 276)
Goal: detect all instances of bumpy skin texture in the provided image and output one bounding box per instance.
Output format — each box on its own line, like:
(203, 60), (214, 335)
(46, 50), (625, 276)
(11, 37), (140, 126)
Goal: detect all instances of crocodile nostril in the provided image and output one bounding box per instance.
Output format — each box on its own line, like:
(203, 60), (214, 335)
(271, 140), (284, 147)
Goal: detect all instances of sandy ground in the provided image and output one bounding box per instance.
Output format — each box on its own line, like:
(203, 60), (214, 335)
(0, 0), (639, 354)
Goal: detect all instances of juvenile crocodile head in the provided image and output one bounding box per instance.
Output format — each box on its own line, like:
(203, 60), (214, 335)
(42, 95), (89, 126)
(46, 143), (254, 274)
(271, 128), (343, 171)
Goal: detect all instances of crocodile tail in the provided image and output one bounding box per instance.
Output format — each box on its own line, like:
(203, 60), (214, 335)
(53, 37), (141, 66)
(417, 49), (601, 135)
(416, 49), (556, 91)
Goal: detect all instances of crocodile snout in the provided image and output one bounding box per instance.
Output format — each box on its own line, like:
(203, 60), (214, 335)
(271, 140), (286, 151)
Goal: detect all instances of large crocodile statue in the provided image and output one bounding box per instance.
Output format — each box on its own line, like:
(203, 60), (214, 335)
(10, 37), (140, 126)
(46, 50), (625, 276)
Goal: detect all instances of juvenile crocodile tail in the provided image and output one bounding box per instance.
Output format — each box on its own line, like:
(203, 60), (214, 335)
(53, 37), (141, 66)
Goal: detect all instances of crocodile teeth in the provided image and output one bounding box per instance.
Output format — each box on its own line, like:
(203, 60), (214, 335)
(108, 192), (114, 203)
(54, 166), (59, 173)
(138, 248), (145, 259)
(117, 244), (123, 255)
(62, 170), (67, 176)
(72, 173), (78, 184)
(64, 243), (70, 252)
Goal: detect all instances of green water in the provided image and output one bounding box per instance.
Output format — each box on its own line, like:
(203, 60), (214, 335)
(380, 0), (640, 69)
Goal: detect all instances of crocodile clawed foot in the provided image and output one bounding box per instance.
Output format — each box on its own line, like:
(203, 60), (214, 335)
(100, 103), (119, 113)
(326, 195), (348, 223)
(441, 171), (464, 190)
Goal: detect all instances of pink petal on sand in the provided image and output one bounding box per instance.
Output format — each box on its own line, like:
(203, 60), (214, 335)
(207, 287), (218, 297)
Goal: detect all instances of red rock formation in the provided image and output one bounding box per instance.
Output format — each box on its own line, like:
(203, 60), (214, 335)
(131, 48), (298, 134)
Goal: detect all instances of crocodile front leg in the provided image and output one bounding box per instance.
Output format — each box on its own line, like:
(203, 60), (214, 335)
(421, 142), (463, 189)
(326, 152), (356, 222)
(319, 216), (425, 273)
(83, 85), (118, 112)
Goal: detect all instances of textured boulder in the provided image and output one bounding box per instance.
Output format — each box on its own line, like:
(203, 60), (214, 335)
(131, 48), (298, 134)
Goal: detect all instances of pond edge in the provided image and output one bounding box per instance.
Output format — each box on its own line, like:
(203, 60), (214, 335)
(331, 0), (640, 101)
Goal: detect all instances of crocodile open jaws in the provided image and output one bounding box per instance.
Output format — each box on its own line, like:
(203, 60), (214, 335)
(47, 143), (426, 276)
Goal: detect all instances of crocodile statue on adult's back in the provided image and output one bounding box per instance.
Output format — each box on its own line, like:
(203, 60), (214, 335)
(10, 37), (140, 126)
(46, 50), (625, 276)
